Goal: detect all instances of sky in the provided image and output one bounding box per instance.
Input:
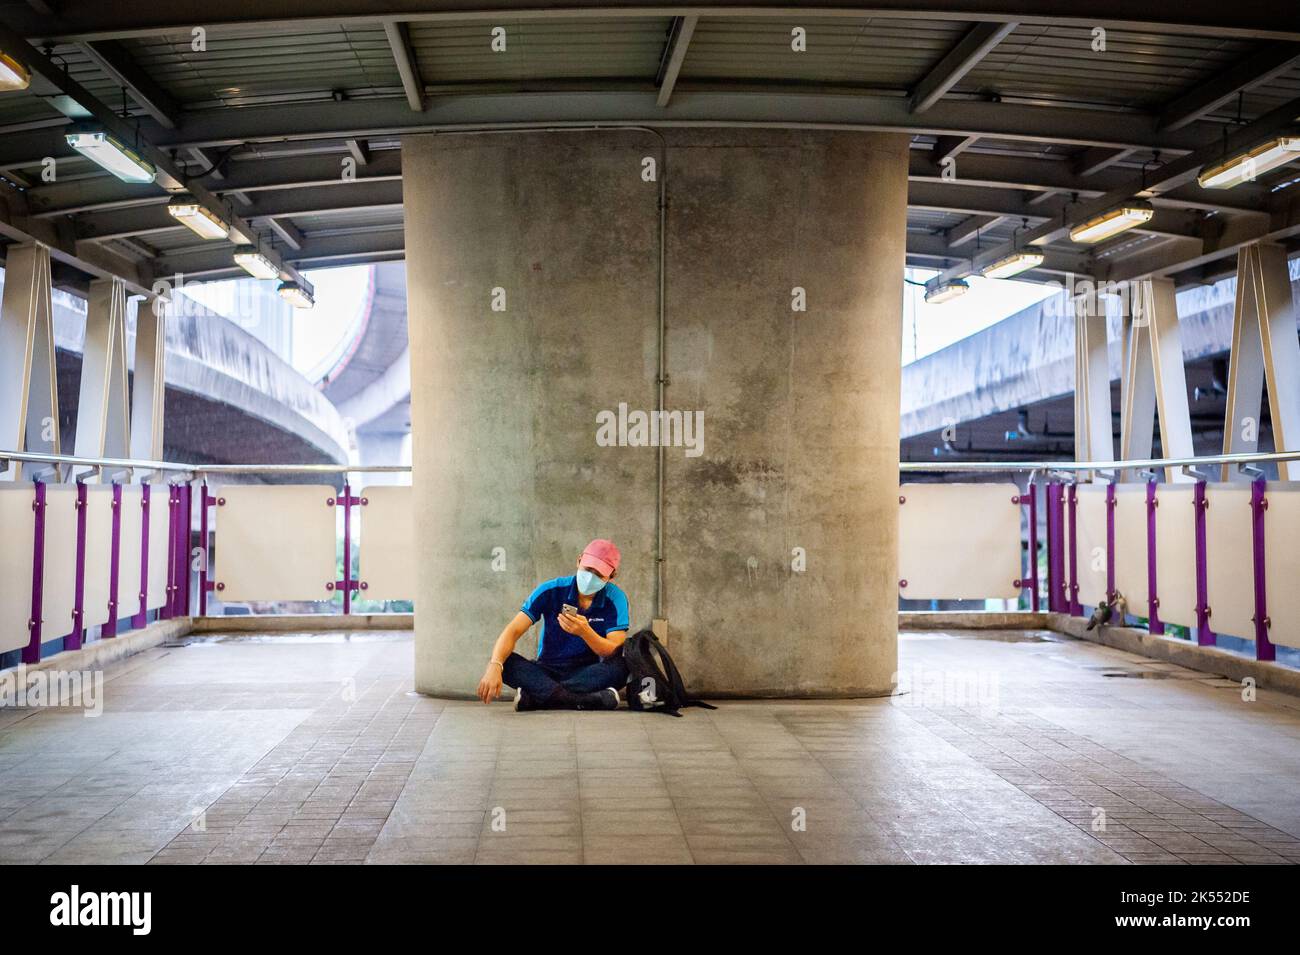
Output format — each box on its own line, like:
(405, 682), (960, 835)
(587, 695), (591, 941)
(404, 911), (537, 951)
(901, 266), (1058, 365)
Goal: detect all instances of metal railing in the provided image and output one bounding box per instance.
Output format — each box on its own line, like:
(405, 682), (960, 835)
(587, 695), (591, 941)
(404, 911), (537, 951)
(2, 445), (1295, 671)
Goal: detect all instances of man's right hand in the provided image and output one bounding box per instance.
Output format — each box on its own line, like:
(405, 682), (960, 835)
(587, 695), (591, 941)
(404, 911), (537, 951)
(477, 665), (503, 704)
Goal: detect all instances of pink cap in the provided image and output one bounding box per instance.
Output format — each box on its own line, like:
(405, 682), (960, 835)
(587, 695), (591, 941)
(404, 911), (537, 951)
(580, 539), (621, 578)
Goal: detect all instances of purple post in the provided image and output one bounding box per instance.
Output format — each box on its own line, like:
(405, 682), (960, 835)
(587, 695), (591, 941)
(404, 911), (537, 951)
(104, 482), (123, 638)
(1145, 480), (1163, 635)
(1045, 483), (1066, 613)
(67, 482), (87, 651)
(161, 485), (176, 620)
(132, 484), (150, 629)
(1067, 484), (1081, 616)
(182, 482), (193, 616)
(1249, 478), (1275, 662)
(342, 483), (352, 614)
(1027, 483), (1039, 612)
(1193, 481), (1215, 646)
(1105, 482), (1116, 601)
(198, 481), (211, 616)
(23, 481), (47, 664)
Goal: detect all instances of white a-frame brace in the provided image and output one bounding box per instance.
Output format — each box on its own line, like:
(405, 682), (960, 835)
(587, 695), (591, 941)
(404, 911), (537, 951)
(130, 298), (167, 470)
(1119, 277), (1194, 483)
(1221, 242), (1300, 482)
(74, 277), (131, 480)
(1074, 294), (1113, 471)
(0, 243), (60, 481)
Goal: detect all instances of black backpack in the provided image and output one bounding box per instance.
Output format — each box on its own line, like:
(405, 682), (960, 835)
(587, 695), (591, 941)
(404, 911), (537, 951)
(621, 629), (717, 717)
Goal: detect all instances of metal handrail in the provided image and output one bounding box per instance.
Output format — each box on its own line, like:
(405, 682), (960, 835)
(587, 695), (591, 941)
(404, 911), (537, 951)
(0, 449), (411, 477)
(900, 449), (1300, 474)
(2, 446), (1297, 479)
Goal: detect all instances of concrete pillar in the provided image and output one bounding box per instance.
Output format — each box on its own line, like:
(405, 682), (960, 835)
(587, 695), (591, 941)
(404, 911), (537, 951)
(405, 129), (908, 698)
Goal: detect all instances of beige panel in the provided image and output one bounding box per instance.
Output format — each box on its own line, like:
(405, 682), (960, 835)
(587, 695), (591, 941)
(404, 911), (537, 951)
(358, 485), (415, 602)
(0, 485), (36, 654)
(1073, 484), (1109, 607)
(1113, 484), (1148, 617)
(146, 486), (171, 610)
(898, 483), (1021, 600)
(1154, 484), (1197, 629)
(1205, 483), (1254, 642)
(41, 485), (78, 641)
(117, 486), (143, 620)
(82, 486), (114, 629)
(1265, 482), (1300, 650)
(213, 485), (337, 602)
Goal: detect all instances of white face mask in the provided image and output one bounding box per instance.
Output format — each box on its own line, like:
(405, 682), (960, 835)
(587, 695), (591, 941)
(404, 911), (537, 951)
(576, 569), (606, 596)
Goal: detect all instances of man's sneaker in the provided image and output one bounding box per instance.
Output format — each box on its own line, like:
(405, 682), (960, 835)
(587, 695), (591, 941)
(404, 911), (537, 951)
(515, 688), (541, 712)
(575, 688), (620, 711)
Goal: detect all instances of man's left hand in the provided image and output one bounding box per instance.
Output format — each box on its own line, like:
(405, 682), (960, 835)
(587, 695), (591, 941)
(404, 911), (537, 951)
(557, 610), (593, 638)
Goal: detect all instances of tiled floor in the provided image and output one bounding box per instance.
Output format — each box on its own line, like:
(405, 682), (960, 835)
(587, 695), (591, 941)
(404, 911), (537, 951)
(2, 627), (1299, 864)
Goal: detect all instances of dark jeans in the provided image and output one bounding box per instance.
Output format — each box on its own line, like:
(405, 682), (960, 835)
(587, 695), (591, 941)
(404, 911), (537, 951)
(501, 652), (628, 701)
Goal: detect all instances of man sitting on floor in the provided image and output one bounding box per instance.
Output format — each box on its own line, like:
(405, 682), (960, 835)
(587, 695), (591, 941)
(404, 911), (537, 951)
(476, 539), (629, 711)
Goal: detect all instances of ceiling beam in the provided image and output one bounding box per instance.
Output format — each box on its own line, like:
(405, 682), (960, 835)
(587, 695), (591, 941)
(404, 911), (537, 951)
(75, 40), (181, 129)
(1158, 42), (1300, 131)
(9, 4), (1300, 44)
(910, 21), (1018, 114)
(73, 180), (403, 241)
(908, 180), (1206, 239)
(0, 21), (312, 296)
(152, 229), (405, 281)
(935, 94), (1300, 286)
(70, 93), (1215, 153)
(1072, 146), (1135, 177)
(345, 138), (371, 165)
(908, 149), (1271, 214)
(384, 21), (425, 112)
(26, 149), (404, 216)
(0, 92), (1218, 172)
(944, 213), (1004, 247)
(931, 134), (980, 166)
(655, 15), (698, 108)
(259, 217), (304, 251)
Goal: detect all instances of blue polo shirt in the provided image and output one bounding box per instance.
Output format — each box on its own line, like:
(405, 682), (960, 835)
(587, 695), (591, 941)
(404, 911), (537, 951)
(521, 575), (630, 665)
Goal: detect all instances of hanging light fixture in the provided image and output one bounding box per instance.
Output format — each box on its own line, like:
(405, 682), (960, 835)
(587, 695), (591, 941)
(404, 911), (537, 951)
(1198, 137), (1300, 189)
(1069, 201), (1155, 244)
(233, 245), (280, 280)
(277, 281), (314, 309)
(65, 127), (156, 184)
(923, 278), (970, 304)
(0, 51), (30, 92)
(982, 250), (1044, 280)
(167, 196), (230, 240)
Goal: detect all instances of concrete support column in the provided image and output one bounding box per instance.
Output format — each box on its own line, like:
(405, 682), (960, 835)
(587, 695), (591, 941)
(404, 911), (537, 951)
(405, 129), (908, 698)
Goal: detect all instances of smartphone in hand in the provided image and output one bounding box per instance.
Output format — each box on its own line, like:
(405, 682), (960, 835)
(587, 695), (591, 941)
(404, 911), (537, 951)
(561, 604), (580, 617)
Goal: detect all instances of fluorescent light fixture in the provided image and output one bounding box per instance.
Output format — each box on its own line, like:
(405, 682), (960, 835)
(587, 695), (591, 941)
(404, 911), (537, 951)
(923, 278), (970, 304)
(0, 52), (30, 92)
(65, 128), (155, 184)
(232, 245), (280, 280)
(1069, 201), (1154, 244)
(167, 196), (230, 240)
(1198, 137), (1300, 189)
(981, 251), (1045, 280)
(277, 281), (314, 309)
